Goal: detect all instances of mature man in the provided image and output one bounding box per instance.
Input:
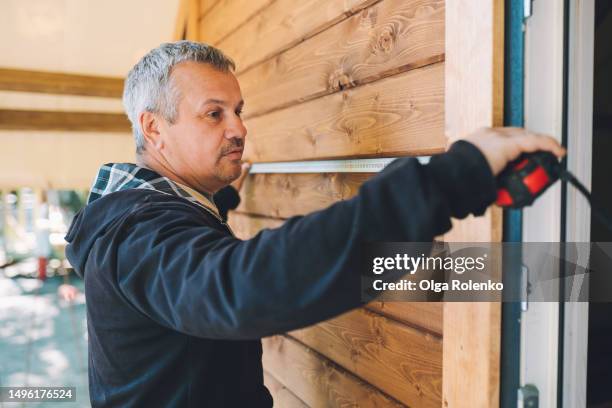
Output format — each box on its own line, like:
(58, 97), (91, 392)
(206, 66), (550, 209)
(65, 41), (564, 407)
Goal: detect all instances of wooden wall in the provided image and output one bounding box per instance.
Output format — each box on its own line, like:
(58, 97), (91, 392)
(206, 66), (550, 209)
(198, 0), (501, 406)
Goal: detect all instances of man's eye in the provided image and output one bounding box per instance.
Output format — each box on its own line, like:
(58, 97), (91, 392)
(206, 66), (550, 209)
(207, 111), (221, 119)
(235, 109), (243, 117)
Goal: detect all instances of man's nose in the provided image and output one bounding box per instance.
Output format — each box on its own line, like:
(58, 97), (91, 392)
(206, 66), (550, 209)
(225, 116), (247, 140)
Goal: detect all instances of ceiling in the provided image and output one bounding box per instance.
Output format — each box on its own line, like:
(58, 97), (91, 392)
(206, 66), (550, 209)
(0, 0), (181, 77)
(0, 0), (183, 188)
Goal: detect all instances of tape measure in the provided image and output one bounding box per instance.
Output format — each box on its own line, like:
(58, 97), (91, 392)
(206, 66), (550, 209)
(496, 151), (562, 208)
(496, 151), (612, 234)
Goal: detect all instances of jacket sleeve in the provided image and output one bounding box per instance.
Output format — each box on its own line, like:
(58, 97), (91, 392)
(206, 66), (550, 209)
(213, 185), (241, 221)
(113, 140), (497, 339)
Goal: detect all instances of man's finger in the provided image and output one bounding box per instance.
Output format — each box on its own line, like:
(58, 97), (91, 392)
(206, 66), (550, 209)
(516, 134), (566, 157)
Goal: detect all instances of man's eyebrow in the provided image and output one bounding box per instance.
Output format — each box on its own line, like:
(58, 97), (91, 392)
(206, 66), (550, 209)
(201, 98), (227, 106)
(201, 99), (245, 108)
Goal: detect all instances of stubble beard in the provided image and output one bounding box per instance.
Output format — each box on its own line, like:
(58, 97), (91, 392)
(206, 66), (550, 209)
(215, 138), (244, 185)
(214, 158), (241, 184)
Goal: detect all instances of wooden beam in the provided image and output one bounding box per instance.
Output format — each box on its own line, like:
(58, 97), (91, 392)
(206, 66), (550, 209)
(239, 0), (444, 119)
(263, 335), (403, 407)
(289, 308), (442, 407)
(0, 109), (131, 132)
(442, 0), (504, 407)
(244, 62), (445, 163)
(0, 68), (124, 98)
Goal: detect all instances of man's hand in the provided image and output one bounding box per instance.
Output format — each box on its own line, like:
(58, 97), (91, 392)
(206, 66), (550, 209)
(230, 162), (251, 192)
(464, 127), (566, 176)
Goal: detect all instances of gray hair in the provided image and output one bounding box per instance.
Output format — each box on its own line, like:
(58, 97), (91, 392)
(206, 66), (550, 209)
(123, 41), (236, 154)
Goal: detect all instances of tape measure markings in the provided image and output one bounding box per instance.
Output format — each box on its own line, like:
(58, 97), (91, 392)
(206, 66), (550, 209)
(249, 157), (430, 174)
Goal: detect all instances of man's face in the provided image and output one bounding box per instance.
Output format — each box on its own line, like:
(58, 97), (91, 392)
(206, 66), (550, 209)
(156, 61), (246, 193)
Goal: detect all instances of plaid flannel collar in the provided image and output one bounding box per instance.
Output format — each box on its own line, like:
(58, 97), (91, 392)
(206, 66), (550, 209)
(88, 163), (222, 221)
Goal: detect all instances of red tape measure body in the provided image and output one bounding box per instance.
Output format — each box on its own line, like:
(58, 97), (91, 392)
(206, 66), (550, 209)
(496, 152), (561, 208)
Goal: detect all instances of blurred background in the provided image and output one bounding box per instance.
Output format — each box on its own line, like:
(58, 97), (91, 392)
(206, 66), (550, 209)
(0, 1), (179, 405)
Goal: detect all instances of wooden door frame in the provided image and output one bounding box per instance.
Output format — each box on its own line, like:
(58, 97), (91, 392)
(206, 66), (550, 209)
(443, 1), (504, 407)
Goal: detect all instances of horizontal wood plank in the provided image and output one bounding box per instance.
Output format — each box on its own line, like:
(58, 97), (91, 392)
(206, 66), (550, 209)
(263, 371), (309, 408)
(227, 212), (284, 240)
(263, 335), (403, 407)
(199, 0), (220, 18)
(239, 0), (444, 118)
(0, 109), (131, 132)
(289, 308), (442, 407)
(0, 68), (124, 98)
(237, 173), (370, 218)
(217, 0), (379, 73)
(244, 62), (445, 162)
(199, 0), (273, 45)
(366, 302), (442, 336)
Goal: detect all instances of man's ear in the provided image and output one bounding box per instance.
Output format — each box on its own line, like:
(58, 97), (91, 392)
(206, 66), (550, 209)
(139, 111), (164, 151)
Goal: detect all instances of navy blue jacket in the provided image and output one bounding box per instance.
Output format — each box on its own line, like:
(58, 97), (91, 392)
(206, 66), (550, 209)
(64, 140), (497, 407)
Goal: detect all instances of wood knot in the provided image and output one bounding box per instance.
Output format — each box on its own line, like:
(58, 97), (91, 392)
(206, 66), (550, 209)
(373, 326), (385, 346)
(328, 70), (354, 91)
(274, 53), (284, 70)
(341, 120), (359, 144)
(306, 128), (318, 146)
(345, 124), (354, 138)
(372, 26), (396, 55)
